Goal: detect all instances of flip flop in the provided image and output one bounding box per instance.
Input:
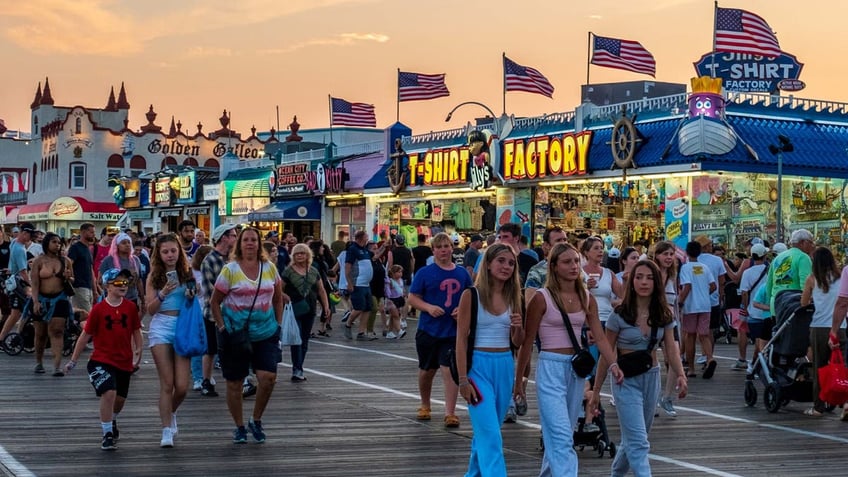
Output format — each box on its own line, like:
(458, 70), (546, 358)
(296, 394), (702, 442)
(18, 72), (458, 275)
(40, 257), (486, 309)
(703, 360), (717, 379)
(804, 408), (823, 417)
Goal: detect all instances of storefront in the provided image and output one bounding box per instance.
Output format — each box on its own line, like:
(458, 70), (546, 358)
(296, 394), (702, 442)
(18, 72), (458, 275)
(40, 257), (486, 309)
(17, 196), (123, 236)
(218, 167), (273, 225)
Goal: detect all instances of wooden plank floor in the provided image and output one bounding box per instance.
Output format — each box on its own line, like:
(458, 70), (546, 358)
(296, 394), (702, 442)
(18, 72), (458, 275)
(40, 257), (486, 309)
(2, 314), (848, 476)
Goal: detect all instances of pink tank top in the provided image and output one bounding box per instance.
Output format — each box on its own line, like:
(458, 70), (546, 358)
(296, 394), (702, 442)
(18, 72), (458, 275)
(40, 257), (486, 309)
(538, 288), (586, 349)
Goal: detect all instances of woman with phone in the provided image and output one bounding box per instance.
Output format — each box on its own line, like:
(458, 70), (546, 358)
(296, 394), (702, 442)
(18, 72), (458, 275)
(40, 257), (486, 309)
(455, 243), (524, 477)
(145, 233), (196, 448)
(516, 243), (622, 477)
(588, 260), (688, 477)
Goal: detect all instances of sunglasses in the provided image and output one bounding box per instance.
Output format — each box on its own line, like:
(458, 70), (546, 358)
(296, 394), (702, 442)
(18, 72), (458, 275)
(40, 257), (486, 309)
(108, 279), (131, 287)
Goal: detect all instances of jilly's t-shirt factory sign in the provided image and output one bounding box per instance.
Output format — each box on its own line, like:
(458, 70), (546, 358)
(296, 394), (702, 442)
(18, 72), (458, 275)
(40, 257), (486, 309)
(501, 131), (592, 181)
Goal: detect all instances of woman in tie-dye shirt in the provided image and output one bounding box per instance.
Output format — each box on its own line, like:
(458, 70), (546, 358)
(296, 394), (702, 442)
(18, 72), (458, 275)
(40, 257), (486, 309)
(211, 227), (287, 444)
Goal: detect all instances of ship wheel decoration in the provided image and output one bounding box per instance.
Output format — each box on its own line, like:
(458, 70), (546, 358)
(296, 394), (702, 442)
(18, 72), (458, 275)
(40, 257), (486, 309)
(608, 105), (641, 171)
(387, 138), (408, 195)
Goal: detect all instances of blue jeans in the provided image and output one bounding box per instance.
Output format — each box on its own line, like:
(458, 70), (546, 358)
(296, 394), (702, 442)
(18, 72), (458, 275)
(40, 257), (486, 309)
(465, 350), (514, 477)
(191, 355), (202, 382)
(536, 351), (586, 477)
(611, 366), (661, 477)
(289, 312), (316, 373)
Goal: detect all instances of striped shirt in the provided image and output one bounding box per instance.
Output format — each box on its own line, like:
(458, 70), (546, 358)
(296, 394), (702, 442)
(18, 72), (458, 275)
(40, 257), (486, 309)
(214, 260), (281, 341)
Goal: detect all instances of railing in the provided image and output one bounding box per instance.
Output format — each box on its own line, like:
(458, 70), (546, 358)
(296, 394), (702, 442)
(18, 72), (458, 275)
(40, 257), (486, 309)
(726, 91), (848, 114)
(513, 111), (575, 129)
(0, 191), (27, 205)
(275, 140), (385, 163)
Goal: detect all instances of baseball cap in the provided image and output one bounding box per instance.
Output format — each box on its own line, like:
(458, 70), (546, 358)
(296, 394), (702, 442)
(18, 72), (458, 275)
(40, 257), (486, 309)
(773, 242), (788, 254)
(789, 229), (814, 245)
(102, 268), (132, 286)
(451, 233), (460, 244)
(212, 224), (238, 244)
(750, 243), (769, 258)
(265, 230), (279, 239)
(18, 222), (36, 234)
(746, 237), (764, 246)
(470, 234), (484, 243)
(395, 235), (405, 245)
(102, 226), (120, 236)
(11, 226), (20, 233)
(607, 247), (621, 259)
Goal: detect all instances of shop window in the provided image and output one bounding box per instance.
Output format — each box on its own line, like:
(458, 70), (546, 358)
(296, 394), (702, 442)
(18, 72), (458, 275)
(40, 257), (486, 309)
(70, 162), (86, 189)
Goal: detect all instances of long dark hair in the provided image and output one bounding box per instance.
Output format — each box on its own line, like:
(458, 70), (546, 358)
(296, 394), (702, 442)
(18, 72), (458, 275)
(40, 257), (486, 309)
(615, 260), (672, 327)
(651, 241), (678, 286)
(812, 247), (841, 294)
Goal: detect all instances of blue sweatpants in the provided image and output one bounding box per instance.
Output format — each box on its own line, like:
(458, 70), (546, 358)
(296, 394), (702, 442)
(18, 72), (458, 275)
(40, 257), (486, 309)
(611, 366), (661, 477)
(535, 351), (586, 477)
(465, 350), (514, 477)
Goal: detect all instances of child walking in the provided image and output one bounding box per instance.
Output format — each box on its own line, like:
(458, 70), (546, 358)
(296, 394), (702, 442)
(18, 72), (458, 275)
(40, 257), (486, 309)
(66, 268), (143, 451)
(384, 265), (407, 339)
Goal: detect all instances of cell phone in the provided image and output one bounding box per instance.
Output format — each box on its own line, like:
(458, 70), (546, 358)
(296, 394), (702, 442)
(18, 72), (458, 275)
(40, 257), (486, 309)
(166, 270), (178, 285)
(468, 378), (483, 406)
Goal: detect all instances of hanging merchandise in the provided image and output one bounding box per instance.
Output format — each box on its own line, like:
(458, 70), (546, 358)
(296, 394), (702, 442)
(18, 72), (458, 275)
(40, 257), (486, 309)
(480, 199), (496, 231)
(431, 201), (444, 222)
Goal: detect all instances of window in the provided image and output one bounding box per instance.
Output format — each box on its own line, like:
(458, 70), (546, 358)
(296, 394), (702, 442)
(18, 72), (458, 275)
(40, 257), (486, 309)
(70, 163), (86, 189)
(75, 118), (82, 134)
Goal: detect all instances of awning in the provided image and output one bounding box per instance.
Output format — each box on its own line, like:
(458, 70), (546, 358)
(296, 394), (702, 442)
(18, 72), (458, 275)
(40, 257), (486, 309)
(220, 168), (273, 216)
(18, 202), (51, 222)
(248, 197), (321, 222)
(341, 152), (386, 192)
(1, 206), (19, 225)
(19, 197), (123, 222)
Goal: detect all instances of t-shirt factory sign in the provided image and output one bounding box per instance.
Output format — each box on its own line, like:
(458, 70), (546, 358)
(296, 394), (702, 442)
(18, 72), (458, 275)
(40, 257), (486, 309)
(407, 146), (474, 188)
(694, 51), (805, 93)
(501, 131), (593, 181)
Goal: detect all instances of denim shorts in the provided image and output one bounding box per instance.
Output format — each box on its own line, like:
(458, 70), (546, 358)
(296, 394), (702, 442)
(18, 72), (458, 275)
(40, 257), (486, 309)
(350, 286), (372, 311)
(148, 313), (176, 347)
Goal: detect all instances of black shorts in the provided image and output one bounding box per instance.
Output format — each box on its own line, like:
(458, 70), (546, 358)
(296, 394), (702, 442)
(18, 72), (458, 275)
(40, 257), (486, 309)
(748, 318), (775, 342)
(709, 305), (723, 329)
(32, 296), (73, 322)
(218, 331), (282, 382)
(415, 329), (454, 371)
(390, 297), (405, 309)
(9, 290), (26, 311)
(204, 320), (218, 356)
(87, 360), (132, 398)
(0, 291), (10, 316)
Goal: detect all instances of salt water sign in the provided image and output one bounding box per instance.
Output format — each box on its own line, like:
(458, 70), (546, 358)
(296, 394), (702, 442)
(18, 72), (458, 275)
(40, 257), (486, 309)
(694, 51), (804, 93)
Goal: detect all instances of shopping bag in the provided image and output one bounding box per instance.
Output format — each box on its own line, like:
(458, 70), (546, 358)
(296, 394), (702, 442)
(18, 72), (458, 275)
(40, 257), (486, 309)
(818, 349), (848, 406)
(174, 297), (207, 357)
(280, 303), (302, 347)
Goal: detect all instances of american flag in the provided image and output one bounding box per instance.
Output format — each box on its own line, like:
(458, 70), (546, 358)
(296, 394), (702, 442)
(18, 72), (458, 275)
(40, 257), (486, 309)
(503, 56), (554, 98)
(714, 7), (781, 57)
(398, 72), (450, 102)
(330, 97), (376, 127)
(591, 35), (656, 77)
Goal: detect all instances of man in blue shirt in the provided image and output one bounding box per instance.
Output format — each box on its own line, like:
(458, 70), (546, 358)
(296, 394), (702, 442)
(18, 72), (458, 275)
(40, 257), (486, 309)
(0, 222), (35, 347)
(407, 232), (472, 428)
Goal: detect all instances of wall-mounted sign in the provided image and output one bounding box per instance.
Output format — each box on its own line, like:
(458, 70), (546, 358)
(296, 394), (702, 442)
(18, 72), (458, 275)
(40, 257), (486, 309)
(407, 147), (470, 187)
(159, 208), (182, 218)
(203, 184), (219, 202)
(693, 51), (804, 93)
(176, 171), (196, 205)
(185, 206), (210, 216)
(501, 131), (593, 181)
(275, 163), (308, 196)
(50, 197), (81, 219)
(306, 164), (346, 195)
(121, 178), (141, 208)
(154, 177), (172, 206)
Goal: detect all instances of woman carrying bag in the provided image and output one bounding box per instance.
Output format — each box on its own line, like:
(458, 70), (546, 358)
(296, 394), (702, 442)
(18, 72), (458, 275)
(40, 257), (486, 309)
(282, 243), (329, 382)
(211, 227), (287, 444)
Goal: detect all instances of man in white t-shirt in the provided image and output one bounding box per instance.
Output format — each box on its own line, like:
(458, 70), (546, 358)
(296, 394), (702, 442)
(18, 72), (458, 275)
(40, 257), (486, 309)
(679, 241), (717, 379)
(695, 235), (727, 340)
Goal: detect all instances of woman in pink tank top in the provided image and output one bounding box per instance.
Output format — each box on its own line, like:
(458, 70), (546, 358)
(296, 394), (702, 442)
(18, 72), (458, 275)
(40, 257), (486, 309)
(515, 243), (622, 477)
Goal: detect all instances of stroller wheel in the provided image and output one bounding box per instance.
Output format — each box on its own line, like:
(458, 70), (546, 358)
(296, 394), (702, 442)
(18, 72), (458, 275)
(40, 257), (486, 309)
(3, 333), (23, 356)
(744, 381), (757, 407)
(608, 442), (616, 458)
(764, 384), (782, 413)
(597, 441), (606, 458)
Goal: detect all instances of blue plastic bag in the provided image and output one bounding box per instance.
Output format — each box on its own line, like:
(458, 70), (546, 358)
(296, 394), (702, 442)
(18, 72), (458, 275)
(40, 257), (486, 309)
(174, 297), (207, 357)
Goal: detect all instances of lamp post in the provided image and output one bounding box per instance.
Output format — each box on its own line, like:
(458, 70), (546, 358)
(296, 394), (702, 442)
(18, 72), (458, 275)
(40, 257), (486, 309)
(444, 101), (498, 123)
(769, 135), (793, 242)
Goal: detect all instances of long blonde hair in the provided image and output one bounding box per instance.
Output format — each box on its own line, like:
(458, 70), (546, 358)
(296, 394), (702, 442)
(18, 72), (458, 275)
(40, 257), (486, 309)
(545, 243), (589, 313)
(474, 243), (521, 314)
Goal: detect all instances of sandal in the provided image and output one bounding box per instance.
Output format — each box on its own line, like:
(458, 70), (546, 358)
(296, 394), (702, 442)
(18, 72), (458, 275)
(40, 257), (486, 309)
(444, 415), (460, 428)
(804, 408), (823, 417)
(317, 330), (330, 337)
(686, 373), (697, 378)
(416, 407), (431, 421)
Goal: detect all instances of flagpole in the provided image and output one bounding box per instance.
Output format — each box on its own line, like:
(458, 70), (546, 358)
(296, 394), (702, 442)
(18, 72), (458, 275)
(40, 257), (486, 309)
(711, 1), (718, 78)
(586, 32), (592, 86)
(396, 68), (401, 123)
(328, 95), (334, 145)
(502, 52), (507, 116)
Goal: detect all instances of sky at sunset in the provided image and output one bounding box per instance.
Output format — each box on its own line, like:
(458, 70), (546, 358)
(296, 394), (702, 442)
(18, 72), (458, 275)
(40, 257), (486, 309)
(1, 0), (847, 137)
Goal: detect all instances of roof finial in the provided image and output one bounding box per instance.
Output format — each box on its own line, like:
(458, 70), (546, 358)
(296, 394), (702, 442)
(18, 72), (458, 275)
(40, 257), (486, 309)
(30, 82), (43, 109)
(116, 82), (130, 109)
(41, 77), (55, 105)
(105, 86), (117, 111)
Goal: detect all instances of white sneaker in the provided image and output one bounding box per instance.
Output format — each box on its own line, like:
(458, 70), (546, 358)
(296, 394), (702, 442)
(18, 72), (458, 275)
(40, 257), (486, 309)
(609, 395), (616, 407)
(386, 331), (398, 339)
(192, 380), (202, 391)
(170, 413), (178, 436)
(696, 355), (707, 365)
(504, 405), (517, 423)
(400, 318), (408, 330)
(160, 427), (174, 448)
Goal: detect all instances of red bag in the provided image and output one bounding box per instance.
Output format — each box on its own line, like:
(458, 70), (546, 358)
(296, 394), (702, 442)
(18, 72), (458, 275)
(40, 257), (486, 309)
(818, 350), (848, 406)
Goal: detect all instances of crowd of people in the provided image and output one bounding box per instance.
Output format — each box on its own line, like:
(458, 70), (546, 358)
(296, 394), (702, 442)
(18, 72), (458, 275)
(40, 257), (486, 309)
(2, 218), (848, 476)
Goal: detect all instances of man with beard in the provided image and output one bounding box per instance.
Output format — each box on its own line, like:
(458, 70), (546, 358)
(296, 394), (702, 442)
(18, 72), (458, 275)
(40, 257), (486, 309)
(67, 222), (97, 323)
(178, 220), (200, 259)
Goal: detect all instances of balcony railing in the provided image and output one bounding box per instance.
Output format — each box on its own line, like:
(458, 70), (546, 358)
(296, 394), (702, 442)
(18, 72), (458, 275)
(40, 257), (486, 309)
(0, 191), (28, 206)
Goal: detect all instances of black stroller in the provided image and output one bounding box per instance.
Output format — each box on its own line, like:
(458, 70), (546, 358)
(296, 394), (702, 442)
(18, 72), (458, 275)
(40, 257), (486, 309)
(744, 290), (816, 413)
(573, 400), (616, 458)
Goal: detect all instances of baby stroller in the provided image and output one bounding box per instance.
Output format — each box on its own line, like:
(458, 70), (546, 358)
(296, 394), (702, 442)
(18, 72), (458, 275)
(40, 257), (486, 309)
(716, 281), (742, 344)
(744, 290), (816, 413)
(2, 312), (35, 356)
(573, 400), (616, 458)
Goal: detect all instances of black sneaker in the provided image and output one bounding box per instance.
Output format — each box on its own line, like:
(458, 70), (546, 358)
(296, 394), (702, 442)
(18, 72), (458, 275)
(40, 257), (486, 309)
(247, 419), (266, 443)
(232, 426), (248, 444)
(242, 382), (257, 398)
(201, 379), (219, 397)
(101, 432), (117, 451)
(112, 420), (119, 441)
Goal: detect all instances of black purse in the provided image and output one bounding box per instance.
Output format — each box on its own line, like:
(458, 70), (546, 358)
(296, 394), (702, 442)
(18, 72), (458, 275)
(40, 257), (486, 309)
(616, 325), (659, 378)
(550, 290), (596, 378)
(449, 287), (479, 385)
(220, 262), (262, 356)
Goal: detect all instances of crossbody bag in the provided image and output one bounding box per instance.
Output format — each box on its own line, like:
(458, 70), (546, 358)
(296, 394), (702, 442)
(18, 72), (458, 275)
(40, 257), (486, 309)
(548, 289), (596, 378)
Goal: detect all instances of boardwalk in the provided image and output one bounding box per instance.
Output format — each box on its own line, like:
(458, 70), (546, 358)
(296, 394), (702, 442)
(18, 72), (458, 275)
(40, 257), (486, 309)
(2, 317), (847, 477)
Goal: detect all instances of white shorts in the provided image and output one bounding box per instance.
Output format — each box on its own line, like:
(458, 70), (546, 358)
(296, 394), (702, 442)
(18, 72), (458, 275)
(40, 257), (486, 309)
(148, 313), (177, 348)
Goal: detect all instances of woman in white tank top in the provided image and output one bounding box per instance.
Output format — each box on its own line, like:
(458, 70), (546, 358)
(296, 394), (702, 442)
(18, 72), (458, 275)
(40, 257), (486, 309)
(455, 244), (524, 477)
(580, 237), (624, 323)
(652, 240), (683, 417)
